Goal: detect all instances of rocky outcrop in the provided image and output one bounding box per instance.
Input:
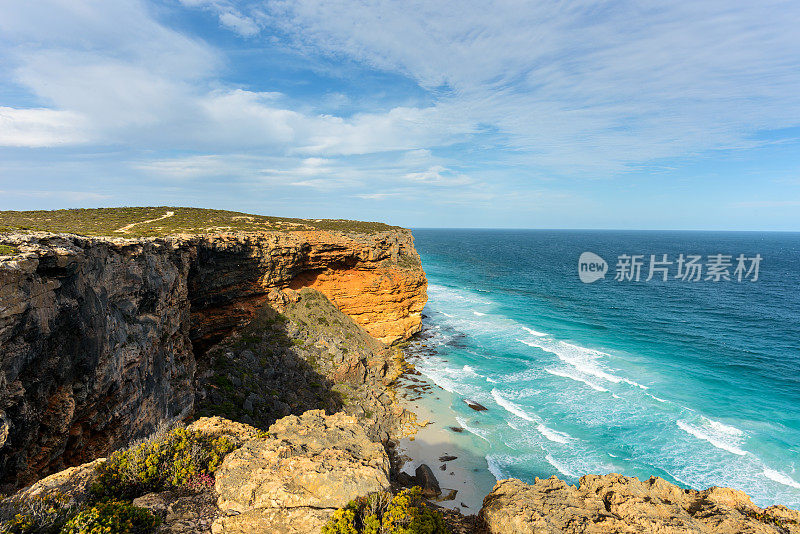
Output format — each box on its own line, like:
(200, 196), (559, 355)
(479, 475), (800, 534)
(192, 230), (426, 347)
(0, 228), (426, 488)
(212, 410), (391, 534)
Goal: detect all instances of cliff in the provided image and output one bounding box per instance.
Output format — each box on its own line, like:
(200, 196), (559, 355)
(0, 210), (426, 488)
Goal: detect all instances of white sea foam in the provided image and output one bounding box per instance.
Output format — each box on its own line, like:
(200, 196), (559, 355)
(455, 416), (491, 443)
(545, 368), (608, 392)
(463, 364), (480, 377)
(545, 454), (577, 478)
(473, 311), (486, 316)
(486, 455), (509, 480)
(647, 394), (667, 403)
(440, 312), (454, 318)
(522, 327), (548, 337)
(762, 469), (800, 490)
(707, 419), (744, 437)
(519, 338), (648, 389)
(492, 389), (536, 422)
(536, 424), (574, 444)
(677, 420), (747, 456)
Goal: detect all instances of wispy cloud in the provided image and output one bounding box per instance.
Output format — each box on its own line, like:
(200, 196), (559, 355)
(0, 0), (798, 228)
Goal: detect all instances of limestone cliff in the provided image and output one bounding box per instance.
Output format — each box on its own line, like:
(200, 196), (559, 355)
(480, 475), (800, 533)
(0, 228), (426, 488)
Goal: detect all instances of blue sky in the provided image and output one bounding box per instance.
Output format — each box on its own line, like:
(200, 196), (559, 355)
(1, 1), (799, 230)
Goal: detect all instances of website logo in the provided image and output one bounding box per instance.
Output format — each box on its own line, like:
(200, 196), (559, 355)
(578, 252), (762, 283)
(578, 252), (608, 283)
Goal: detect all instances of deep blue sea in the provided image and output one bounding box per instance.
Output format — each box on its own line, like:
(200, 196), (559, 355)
(408, 229), (800, 508)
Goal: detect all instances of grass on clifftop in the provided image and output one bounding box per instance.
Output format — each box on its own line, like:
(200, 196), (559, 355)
(0, 207), (403, 237)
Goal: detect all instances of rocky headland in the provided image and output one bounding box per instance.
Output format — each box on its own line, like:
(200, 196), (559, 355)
(1, 208), (798, 534)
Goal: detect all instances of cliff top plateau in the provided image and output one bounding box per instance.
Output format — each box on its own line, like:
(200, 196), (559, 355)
(0, 207), (403, 238)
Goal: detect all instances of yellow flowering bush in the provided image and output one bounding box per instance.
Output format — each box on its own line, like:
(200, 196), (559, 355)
(59, 500), (158, 534)
(321, 487), (448, 534)
(94, 426), (236, 498)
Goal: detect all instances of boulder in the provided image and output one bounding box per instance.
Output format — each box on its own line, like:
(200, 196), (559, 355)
(9, 458), (103, 507)
(212, 410), (391, 533)
(479, 475), (800, 534)
(415, 464), (441, 498)
(464, 399), (488, 411)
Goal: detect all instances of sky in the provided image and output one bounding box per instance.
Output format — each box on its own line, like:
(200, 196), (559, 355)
(1, 1), (799, 230)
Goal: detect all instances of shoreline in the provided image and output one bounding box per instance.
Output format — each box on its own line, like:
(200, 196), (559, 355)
(394, 356), (497, 512)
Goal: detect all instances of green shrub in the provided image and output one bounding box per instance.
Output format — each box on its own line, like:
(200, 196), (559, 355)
(322, 487), (448, 534)
(59, 500), (158, 534)
(94, 426), (236, 498)
(0, 493), (76, 534)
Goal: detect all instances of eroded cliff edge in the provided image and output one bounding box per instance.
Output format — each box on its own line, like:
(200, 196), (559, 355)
(0, 228), (426, 488)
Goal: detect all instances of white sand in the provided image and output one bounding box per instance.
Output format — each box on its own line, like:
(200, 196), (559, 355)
(395, 373), (497, 512)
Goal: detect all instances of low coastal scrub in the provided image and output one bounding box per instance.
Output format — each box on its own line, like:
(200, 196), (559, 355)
(322, 487), (449, 534)
(60, 501), (158, 534)
(0, 207), (401, 237)
(0, 245), (17, 255)
(93, 425), (235, 498)
(1, 424), (234, 534)
(0, 493), (77, 534)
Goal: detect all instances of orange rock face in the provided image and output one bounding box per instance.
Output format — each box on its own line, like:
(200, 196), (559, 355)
(290, 263), (427, 345)
(189, 229), (428, 347)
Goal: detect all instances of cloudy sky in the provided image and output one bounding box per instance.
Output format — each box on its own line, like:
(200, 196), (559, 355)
(1, 0), (799, 229)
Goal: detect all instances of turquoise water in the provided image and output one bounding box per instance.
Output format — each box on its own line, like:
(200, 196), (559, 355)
(408, 229), (800, 508)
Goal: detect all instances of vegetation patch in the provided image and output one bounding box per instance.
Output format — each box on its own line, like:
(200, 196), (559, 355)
(93, 426), (235, 499)
(60, 500), (159, 534)
(0, 245), (18, 255)
(0, 493), (77, 534)
(0, 207), (402, 237)
(322, 487), (449, 534)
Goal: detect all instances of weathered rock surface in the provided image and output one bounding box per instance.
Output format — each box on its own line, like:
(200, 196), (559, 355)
(0, 236), (195, 488)
(134, 489), (220, 534)
(480, 475), (800, 534)
(213, 410), (391, 534)
(7, 458), (103, 507)
(0, 229), (426, 488)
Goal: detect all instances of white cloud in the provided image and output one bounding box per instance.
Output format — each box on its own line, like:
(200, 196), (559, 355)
(238, 0), (800, 173)
(0, 107), (90, 147)
(404, 165), (474, 186)
(218, 11), (259, 36)
(2, 0), (799, 193)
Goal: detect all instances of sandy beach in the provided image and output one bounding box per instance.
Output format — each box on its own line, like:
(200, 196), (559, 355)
(394, 366), (497, 512)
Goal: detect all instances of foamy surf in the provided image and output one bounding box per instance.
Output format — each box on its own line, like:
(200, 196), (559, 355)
(536, 424), (574, 444)
(518, 337), (648, 390)
(522, 326), (548, 337)
(492, 389), (536, 422)
(455, 416), (491, 443)
(677, 420), (747, 456)
(486, 455), (510, 480)
(545, 454), (577, 478)
(762, 469), (800, 490)
(545, 368), (608, 392)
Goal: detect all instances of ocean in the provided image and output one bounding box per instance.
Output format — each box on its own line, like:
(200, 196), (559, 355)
(404, 229), (800, 508)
